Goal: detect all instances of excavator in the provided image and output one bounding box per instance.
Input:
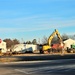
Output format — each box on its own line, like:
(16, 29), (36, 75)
(40, 29), (64, 54)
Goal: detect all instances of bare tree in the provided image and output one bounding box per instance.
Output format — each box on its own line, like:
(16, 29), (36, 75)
(3, 38), (20, 49)
(13, 39), (20, 45)
(62, 34), (69, 41)
(42, 36), (48, 44)
(3, 39), (13, 49)
(69, 35), (75, 40)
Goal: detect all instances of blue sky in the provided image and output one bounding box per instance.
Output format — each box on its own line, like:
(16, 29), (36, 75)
(0, 0), (75, 42)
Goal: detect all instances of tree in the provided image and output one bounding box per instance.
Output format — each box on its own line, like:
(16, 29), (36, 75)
(13, 39), (20, 45)
(69, 35), (75, 40)
(51, 36), (59, 44)
(3, 39), (13, 49)
(62, 34), (69, 41)
(42, 36), (48, 44)
(26, 41), (32, 44)
(32, 39), (37, 44)
(3, 38), (20, 49)
(42, 35), (59, 45)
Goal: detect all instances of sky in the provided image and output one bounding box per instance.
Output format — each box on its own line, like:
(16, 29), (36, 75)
(0, 0), (75, 43)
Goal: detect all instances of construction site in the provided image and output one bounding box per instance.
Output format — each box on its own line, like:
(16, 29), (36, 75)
(0, 29), (75, 57)
(0, 20), (75, 75)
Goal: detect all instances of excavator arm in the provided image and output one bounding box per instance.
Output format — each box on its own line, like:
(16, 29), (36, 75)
(55, 29), (62, 43)
(48, 29), (57, 46)
(42, 29), (63, 53)
(48, 29), (62, 46)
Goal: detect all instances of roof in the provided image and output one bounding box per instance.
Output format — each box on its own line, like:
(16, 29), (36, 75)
(64, 38), (75, 44)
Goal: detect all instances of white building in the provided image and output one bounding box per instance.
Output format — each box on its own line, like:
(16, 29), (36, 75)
(64, 38), (75, 49)
(12, 44), (39, 53)
(0, 40), (7, 53)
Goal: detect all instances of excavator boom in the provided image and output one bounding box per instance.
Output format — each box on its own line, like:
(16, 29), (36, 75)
(48, 29), (62, 46)
(42, 29), (63, 53)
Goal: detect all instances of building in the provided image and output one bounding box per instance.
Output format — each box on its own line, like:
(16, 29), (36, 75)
(64, 38), (75, 49)
(0, 39), (7, 53)
(12, 44), (39, 53)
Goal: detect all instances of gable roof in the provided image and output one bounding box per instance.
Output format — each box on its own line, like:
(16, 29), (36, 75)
(64, 38), (75, 44)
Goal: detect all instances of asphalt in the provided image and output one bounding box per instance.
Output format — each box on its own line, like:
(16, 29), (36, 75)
(0, 53), (75, 62)
(0, 59), (75, 75)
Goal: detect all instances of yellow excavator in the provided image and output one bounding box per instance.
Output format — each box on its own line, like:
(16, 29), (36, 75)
(40, 29), (63, 53)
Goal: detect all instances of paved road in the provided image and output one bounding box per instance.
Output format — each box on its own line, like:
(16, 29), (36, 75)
(1, 54), (75, 61)
(0, 59), (75, 75)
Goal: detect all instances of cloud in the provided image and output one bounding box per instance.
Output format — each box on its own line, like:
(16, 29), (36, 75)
(0, 15), (75, 33)
(0, 15), (39, 26)
(0, 19), (75, 33)
(39, 19), (75, 28)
